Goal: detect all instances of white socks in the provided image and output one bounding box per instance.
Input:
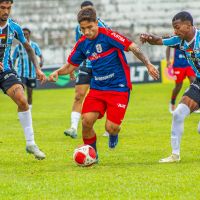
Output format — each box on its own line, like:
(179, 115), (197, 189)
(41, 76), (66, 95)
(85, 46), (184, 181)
(71, 111), (81, 130)
(29, 104), (32, 112)
(18, 109), (35, 146)
(171, 103), (190, 155)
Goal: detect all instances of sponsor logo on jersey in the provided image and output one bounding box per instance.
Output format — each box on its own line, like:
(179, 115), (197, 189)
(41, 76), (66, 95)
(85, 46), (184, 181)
(94, 73), (114, 81)
(111, 32), (125, 42)
(117, 103), (126, 109)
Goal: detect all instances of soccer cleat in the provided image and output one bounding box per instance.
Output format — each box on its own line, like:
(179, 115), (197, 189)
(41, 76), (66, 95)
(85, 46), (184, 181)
(26, 144), (46, 160)
(159, 154), (180, 163)
(109, 134), (118, 149)
(103, 132), (109, 137)
(64, 127), (77, 138)
(169, 103), (176, 114)
(193, 109), (200, 114)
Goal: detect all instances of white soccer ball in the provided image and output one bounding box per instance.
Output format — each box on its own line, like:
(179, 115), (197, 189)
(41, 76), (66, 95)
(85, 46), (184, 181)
(73, 145), (97, 167)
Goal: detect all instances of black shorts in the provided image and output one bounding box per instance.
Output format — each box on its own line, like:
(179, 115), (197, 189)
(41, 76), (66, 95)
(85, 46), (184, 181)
(21, 77), (37, 88)
(183, 78), (200, 106)
(0, 70), (23, 93)
(76, 66), (92, 85)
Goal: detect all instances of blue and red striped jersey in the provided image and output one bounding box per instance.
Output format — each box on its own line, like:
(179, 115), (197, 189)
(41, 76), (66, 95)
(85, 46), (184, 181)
(68, 27), (132, 92)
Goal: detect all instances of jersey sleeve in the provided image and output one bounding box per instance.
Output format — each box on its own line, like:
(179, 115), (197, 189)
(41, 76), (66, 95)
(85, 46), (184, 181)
(106, 30), (132, 51)
(67, 39), (86, 67)
(162, 36), (181, 48)
(14, 24), (27, 44)
(97, 18), (110, 29)
(75, 25), (82, 42)
(34, 43), (42, 56)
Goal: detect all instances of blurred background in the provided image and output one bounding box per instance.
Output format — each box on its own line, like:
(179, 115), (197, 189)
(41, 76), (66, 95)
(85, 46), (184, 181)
(11, 0), (200, 67)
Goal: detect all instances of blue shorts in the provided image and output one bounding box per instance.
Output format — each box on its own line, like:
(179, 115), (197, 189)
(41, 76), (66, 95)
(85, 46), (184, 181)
(0, 70), (23, 93)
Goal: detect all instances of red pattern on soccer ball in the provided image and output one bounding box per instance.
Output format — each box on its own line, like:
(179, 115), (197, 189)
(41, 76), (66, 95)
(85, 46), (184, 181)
(73, 145), (96, 167)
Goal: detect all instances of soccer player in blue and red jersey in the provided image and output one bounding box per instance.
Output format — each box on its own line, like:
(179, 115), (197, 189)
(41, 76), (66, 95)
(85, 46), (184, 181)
(49, 7), (159, 162)
(64, 1), (110, 138)
(166, 47), (195, 113)
(140, 11), (200, 163)
(0, 0), (46, 160)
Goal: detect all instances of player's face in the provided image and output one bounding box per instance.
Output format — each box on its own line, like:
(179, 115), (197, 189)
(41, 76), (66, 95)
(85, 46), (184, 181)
(0, 1), (12, 22)
(172, 20), (191, 40)
(23, 30), (30, 40)
(80, 20), (98, 39)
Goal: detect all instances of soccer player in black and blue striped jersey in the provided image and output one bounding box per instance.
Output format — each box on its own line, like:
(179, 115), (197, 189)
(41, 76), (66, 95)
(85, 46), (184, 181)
(0, 0), (46, 160)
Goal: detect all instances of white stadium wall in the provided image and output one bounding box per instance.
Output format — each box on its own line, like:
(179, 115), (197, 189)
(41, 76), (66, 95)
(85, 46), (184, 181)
(11, 0), (200, 66)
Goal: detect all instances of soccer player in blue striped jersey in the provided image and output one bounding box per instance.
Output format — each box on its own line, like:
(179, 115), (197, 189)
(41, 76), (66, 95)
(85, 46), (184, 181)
(0, 0), (46, 160)
(49, 7), (159, 163)
(13, 27), (44, 111)
(64, 1), (110, 139)
(140, 11), (200, 163)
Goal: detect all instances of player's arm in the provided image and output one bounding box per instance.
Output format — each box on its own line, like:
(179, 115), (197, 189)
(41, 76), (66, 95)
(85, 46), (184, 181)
(39, 55), (44, 68)
(140, 33), (163, 45)
(128, 43), (160, 80)
(48, 63), (76, 82)
(0, 62), (3, 71)
(166, 47), (171, 67)
(23, 41), (46, 84)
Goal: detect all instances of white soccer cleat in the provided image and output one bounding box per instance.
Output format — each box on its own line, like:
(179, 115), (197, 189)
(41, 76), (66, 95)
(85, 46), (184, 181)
(26, 144), (46, 160)
(64, 127), (77, 138)
(169, 103), (176, 114)
(193, 110), (200, 114)
(103, 132), (109, 137)
(159, 154), (180, 163)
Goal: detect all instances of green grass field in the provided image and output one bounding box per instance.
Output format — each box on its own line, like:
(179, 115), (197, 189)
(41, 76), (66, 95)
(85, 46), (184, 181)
(1, 83), (200, 200)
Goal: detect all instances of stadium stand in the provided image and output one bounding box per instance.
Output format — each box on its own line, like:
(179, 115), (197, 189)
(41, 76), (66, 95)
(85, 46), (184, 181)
(11, 0), (200, 65)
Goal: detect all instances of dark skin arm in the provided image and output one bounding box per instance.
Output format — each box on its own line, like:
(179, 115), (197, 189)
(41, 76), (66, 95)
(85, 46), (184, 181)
(140, 33), (163, 45)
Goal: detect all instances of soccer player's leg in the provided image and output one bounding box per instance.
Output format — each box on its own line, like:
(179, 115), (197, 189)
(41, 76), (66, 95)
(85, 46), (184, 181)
(4, 72), (45, 160)
(81, 90), (106, 162)
(64, 69), (91, 138)
(106, 91), (129, 149)
(169, 68), (184, 114)
(160, 82), (200, 163)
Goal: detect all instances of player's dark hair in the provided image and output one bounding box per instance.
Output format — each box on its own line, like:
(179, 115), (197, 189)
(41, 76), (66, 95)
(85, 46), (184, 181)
(77, 7), (96, 23)
(81, 1), (93, 9)
(0, 0), (13, 3)
(172, 11), (193, 25)
(23, 27), (31, 34)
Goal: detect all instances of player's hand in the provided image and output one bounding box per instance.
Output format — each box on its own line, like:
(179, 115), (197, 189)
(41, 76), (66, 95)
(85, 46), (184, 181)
(36, 69), (47, 84)
(70, 72), (76, 81)
(147, 64), (160, 80)
(0, 62), (3, 71)
(48, 71), (58, 82)
(140, 33), (153, 44)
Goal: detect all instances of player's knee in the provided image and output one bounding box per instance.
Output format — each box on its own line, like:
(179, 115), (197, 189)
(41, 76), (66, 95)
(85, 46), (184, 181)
(74, 92), (85, 103)
(17, 97), (29, 111)
(173, 104), (190, 123)
(197, 121), (200, 134)
(105, 124), (120, 134)
(82, 117), (93, 129)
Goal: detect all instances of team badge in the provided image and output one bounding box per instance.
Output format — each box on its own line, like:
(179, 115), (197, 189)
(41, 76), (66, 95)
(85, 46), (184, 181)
(96, 44), (102, 53)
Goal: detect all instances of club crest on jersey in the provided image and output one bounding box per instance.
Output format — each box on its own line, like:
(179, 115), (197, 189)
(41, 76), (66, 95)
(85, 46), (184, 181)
(96, 44), (102, 53)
